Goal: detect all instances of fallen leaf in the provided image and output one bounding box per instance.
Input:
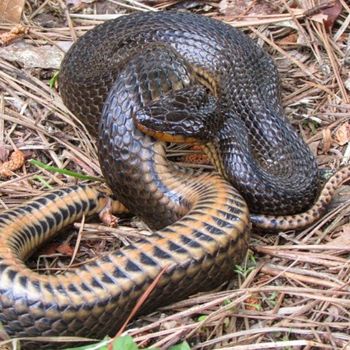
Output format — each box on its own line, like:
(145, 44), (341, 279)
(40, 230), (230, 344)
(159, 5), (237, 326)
(0, 144), (9, 162)
(0, 0), (25, 23)
(322, 0), (342, 31)
(219, 0), (278, 19)
(0, 150), (25, 178)
(0, 41), (68, 68)
(66, 0), (93, 11)
(37, 242), (61, 255)
(56, 242), (75, 256)
(324, 305), (341, 322)
(326, 224), (350, 246)
(321, 127), (332, 154)
(0, 24), (27, 46)
(70, 155), (97, 177)
(335, 122), (350, 146)
(308, 140), (320, 157)
(66, 0), (82, 5)
(277, 33), (298, 46)
(345, 75), (350, 92)
(309, 13), (328, 23)
(38, 242), (74, 256)
(306, 0), (342, 31)
(245, 294), (261, 311)
(99, 199), (119, 227)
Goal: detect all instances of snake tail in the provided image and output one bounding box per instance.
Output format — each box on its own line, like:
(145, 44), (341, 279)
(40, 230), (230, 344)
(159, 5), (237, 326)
(250, 165), (350, 230)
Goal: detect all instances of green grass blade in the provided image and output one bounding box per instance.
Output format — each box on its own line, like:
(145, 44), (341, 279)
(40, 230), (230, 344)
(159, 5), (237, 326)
(29, 159), (103, 182)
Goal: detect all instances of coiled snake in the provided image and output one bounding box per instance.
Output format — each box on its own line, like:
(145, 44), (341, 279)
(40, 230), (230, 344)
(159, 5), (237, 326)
(0, 11), (349, 348)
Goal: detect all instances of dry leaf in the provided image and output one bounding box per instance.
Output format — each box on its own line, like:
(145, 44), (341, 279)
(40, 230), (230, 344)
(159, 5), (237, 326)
(324, 305), (341, 322)
(0, 40), (66, 68)
(70, 155), (97, 177)
(99, 199), (119, 227)
(245, 294), (261, 311)
(0, 150), (25, 178)
(38, 242), (74, 256)
(0, 144), (9, 162)
(335, 122), (350, 146)
(345, 75), (350, 92)
(278, 33), (298, 46)
(0, 0), (25, 23)
(322, 0), (342, 31)
(0, 24), (27, 46)
(56, 242), (75, 256)
(326, 224), (350, 246)
(306, 0), (342, 31)
(321, 127), (332, 154)
(219, 0), (248, 16)
(66, 0), (89, 11)
(37, 242), (61, 255)
(66, 0), (82, 4)
(308, 140), (320, 157)
(219, 0), (278, 18)
(309, 13), (328, 23)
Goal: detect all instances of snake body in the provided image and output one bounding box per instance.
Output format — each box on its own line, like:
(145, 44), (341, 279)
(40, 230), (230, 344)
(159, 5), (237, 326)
(0, 11), (347, 348)
(60, 11), (319, 221)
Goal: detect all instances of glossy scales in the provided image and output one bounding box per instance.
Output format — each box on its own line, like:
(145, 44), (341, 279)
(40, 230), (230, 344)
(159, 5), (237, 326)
(1, 11), (347, 349)
(60, 11), (319, 217)
(0, 177), (249, 349)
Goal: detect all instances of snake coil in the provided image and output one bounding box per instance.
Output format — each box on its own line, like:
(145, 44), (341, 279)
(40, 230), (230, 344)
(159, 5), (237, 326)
(0, 12), (348, 349)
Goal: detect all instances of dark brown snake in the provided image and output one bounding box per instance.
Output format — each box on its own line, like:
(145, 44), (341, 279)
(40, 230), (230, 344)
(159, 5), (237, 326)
(0, 11), (349, 348)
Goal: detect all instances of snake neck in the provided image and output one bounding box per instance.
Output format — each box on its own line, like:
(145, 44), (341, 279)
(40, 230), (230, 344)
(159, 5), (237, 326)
(98, 45), (204, 230)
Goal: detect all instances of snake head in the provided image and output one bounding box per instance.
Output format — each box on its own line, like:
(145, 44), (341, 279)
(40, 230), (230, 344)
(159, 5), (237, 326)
(133, 85), (218, 144)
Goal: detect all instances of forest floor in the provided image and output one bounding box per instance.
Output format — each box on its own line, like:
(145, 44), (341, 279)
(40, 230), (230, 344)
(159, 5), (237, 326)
(0, 0), (350, 349)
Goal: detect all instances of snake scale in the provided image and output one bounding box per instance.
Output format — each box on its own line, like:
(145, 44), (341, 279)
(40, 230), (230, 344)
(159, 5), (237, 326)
(0, 11), (349, 349)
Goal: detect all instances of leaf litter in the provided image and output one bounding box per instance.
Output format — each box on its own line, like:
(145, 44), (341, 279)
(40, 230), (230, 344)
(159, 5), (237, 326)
(0, 0), (350, 349)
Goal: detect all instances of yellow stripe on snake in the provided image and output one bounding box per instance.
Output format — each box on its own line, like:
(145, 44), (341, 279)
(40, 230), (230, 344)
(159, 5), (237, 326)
(0, 12), (349, 349)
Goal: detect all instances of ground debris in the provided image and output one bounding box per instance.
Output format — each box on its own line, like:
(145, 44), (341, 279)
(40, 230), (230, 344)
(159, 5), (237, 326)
(0, 150), (25, 178)
(0, 0), (349, 349)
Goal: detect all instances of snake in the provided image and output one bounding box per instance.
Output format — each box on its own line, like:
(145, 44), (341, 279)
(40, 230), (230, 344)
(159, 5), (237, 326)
(0, 11), (349, 349)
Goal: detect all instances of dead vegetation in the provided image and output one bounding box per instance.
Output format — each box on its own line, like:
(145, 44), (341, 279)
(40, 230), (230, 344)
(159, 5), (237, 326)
(0, 0), (350, 349)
